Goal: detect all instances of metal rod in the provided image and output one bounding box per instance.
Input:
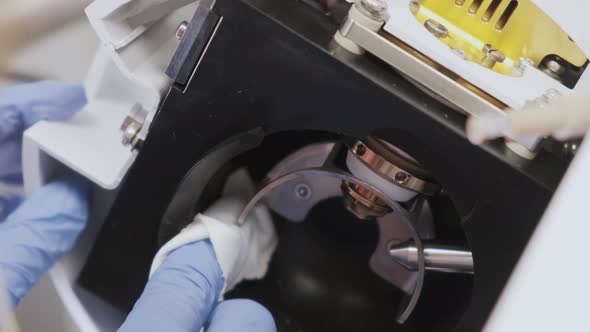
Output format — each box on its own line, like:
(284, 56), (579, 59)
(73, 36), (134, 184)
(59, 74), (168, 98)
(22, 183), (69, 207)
(389, 243), (474, 274)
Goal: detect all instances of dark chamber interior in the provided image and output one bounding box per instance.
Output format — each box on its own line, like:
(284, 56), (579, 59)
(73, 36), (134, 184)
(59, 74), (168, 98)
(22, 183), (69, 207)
(207, 131), (474, 332)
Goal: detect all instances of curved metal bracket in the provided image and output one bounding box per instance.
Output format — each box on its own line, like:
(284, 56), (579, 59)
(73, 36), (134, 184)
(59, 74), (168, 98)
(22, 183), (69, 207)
(238, 166), (426, 323)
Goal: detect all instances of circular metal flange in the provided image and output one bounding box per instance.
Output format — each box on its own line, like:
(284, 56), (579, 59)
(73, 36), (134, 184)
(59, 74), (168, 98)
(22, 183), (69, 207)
(238, 167), (426, 324)
(351, 140), (440, 195)
(342, 181), (391, 219)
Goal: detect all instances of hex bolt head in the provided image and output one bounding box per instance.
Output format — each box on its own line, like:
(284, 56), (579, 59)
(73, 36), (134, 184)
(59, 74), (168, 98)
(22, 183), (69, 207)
(357, 0), (389, 21)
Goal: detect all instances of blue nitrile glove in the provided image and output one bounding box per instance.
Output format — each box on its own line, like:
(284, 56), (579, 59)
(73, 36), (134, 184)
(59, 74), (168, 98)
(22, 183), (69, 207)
(118, 240), (277, 332)
(0, 81), (89, 308)
(0, 81), (86, 220)
(206, 299), (276, 332)
(0, 176), (90, 308)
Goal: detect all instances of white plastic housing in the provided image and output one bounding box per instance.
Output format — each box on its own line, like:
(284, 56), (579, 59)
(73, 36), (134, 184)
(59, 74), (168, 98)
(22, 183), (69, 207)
(19, 2), (201, 332)
(23, 1), (199, 192)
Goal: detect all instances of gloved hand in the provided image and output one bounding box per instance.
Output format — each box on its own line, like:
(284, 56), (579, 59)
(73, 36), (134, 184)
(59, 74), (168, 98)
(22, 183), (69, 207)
(150, 169), (278, 293)
(0, 81), (86, 219)
(0, 177), (89, 308)
(119, 169), (278, 332)
(0, 81), (89, 308)
(0, 81), (86, 178)
(119, 240), (276, 332)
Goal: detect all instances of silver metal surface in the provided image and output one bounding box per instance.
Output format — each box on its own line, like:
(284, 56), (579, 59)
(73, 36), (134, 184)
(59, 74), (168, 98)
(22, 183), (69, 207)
(351, 141), (439, 195)
(294, 183), (312, 200)
(481, 44), (505, 69)
(263, 138), (436, 304)
(357, 0), (389, 21)
(547, 60), (565, 75)
(342, 181), (391, 219)
(389, 243), (474, 274)
(424, 19), (448, 39)
(238, 167), (426, 324)
(176, 21), (189, 40)
(370, 199), (435, 294)
(120, 105), (147, 149)
(541, 59), (566, 81)
(265, 142), (341, 222)
(120, 117), (142, 148)
(337, 14), (542, 151)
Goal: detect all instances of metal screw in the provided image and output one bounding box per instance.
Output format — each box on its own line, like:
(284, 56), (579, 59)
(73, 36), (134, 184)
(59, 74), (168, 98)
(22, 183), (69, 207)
(295, 183), (312, 200)
(121, 116), (143, 148)
(546, 60), (564, 74)
(357, 0), (389, 21)
(480, 44), (505, 69)
(176, 21), (189, 40)
(409, 0), (420, 14)
(353, 143), (367, 156)
(540, 58), (567, 81)
(424, 19), (448, 38)
(394, 172), (410, 185)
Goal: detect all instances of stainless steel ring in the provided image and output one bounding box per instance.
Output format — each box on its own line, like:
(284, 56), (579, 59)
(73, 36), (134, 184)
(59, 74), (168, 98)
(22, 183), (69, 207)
(351, 141), (440, 195)
(237, 167), (425, 324)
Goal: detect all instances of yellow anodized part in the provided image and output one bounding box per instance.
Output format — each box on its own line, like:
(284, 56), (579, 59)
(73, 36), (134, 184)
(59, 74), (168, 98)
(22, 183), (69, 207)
(411, 0), (587, 76)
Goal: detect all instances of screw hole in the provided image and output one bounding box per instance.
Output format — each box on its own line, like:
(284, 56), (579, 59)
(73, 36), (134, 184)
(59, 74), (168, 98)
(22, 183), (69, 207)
(395, 172), (410, 184)
(354, 144), (367, 156)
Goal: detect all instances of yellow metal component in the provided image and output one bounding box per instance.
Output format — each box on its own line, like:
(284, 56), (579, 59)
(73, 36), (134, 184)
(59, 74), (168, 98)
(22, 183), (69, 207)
(411, 0), (587, 76)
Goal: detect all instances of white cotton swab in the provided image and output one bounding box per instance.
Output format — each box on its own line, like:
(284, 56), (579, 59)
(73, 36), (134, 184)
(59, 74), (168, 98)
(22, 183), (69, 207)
(466, 94), (590, 145)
